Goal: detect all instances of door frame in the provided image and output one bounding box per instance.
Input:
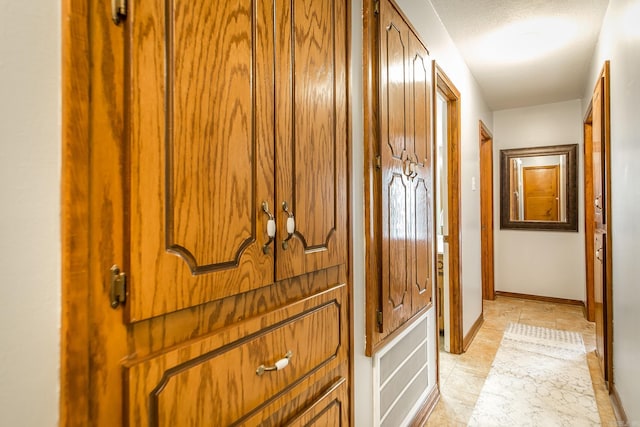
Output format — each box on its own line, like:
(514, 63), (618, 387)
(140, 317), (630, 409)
(61, 0), (91, 424)
(584, 61), (613, 386)
(433, 64), (464, 355)
(479, 120), (495, 301)
(583, 107), (595, 322)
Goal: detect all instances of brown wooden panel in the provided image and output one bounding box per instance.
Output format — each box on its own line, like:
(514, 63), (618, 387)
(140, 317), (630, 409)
(593, 80), (605, 228)
(479, 121), (495, 301)
(275, 0), (348, 280)
(410, 38), (430, 167)
(594, 232), (606, 374)
(379, 0), (412, 334)
(168, 0), (262, 268)
(127, 0), (275, 321)
(408, 32), (432, 313)
(583, 119), (595, 322)
(130, 266), (343, 358)
(412, 177), (432, 310)
(125, 285), (347, 427)
(383, 22), (407, 160)
(387, 173), (409, 309)
(285, 379), (348, 427)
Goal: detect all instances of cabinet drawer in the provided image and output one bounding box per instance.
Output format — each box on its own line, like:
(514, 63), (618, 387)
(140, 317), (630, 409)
(124, 284), (347, 426)
(285, 378), (349, 427)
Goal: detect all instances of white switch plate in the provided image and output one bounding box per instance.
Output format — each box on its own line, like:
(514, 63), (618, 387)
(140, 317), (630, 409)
(471, 176), (477, 191)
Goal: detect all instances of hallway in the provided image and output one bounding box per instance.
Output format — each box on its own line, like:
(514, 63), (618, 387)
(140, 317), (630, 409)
(425, 296), (617, 425)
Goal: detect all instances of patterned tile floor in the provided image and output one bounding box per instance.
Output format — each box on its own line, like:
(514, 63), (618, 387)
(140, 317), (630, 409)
(423, 296), (619, 426)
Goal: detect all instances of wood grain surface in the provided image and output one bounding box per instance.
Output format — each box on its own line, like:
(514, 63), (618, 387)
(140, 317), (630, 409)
(63, 0), (351, 425)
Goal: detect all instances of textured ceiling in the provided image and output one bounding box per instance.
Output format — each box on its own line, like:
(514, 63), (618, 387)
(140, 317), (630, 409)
(430, 0), (610, 110)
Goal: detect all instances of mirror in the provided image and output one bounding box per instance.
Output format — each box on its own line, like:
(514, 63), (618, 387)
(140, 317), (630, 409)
(500, 144), (578, 231)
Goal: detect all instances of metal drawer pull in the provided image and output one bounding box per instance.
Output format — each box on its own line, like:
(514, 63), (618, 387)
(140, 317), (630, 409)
(262, 202), (276, 254)
(256, 351), (293, 376)
(281, 201), (295, 250)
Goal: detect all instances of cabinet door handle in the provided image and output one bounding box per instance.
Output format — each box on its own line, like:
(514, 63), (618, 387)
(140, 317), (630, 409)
(410, 161), (418, 179)
(281, 201), (295, 250)
(261, 202), (276, 254)
(256, 351), (293, 376)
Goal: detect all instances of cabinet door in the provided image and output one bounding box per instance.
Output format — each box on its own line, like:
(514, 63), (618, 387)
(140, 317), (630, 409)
(379, 0), (412, 331)
(127, 0), (276, 321)
(407, 31), (434, 313)
(275, 0), (348, 280)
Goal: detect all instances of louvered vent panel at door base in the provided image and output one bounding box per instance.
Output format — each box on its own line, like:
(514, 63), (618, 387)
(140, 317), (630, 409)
(373, 311), (436, 427)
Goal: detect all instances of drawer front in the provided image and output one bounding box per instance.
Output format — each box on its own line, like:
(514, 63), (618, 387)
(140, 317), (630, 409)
(285, 378), (349, 427)
(124, 284), (347, 426)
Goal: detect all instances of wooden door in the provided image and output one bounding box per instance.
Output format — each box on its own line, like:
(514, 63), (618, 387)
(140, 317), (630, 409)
(379, 0), (413, 331)
(407, 31), (433, 313)
(274, 0), (348, 281)
(479, 121), (495, 300)
(522, 165), (559, 221)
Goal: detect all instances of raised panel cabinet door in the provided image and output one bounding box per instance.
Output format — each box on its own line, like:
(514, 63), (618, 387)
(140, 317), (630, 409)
(407, 30), (433, 313)
(274, 0), (348, 280)
(379, 0), (412, 332)
(127, 0), (276, 321)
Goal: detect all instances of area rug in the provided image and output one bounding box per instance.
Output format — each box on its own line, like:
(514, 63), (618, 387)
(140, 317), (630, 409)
(468, 323), (601, 426)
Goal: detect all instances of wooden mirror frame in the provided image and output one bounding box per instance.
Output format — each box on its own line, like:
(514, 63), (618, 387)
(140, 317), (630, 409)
(500, 144), (578, 231)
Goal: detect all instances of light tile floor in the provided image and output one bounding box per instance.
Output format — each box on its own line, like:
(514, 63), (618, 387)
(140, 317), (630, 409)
(423, 296), (619, 426)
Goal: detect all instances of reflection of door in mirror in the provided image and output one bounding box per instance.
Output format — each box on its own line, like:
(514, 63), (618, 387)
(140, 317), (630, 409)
(523, 165), (559, 221)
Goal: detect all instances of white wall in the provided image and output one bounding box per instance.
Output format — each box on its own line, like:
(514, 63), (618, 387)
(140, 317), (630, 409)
(582, 0), (640, 422)
(353, 1), (492, 424)
(0, 1), (61, 425)
(393, 0), (493, 342)
(492, 100), (586, 301)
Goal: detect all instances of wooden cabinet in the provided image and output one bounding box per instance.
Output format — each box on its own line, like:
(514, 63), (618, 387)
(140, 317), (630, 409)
(365, 0), (434, 355)
(128, 0), (347, 322)
(79, 0), (350, 425)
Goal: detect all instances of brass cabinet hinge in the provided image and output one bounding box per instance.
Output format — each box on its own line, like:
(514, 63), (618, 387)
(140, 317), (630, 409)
(110, 265), (127, 309)
(112, 0), (127, 25)
(375, 155), (382, 170)
(374, 0), (380, 16)
(376, 310), (383, 326)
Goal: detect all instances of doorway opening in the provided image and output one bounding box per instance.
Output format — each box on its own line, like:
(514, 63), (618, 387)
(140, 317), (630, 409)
(434, 64), (463, 354)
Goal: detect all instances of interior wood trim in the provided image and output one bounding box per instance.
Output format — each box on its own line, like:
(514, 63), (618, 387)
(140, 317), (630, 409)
(609, 384), (629, 426)
(434, 63), (463, 355)
(583, 108), (595, 322)
(409, 385), (440, 426)
(462, 312), (484, 352)
(60, 0), (91, 424)
(479, 120), (495, 302)
(601, 60), (614, 388)
(345, 1), (354, 424)
(362, 0), (380, 358)
(495, 291), (585, 307)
